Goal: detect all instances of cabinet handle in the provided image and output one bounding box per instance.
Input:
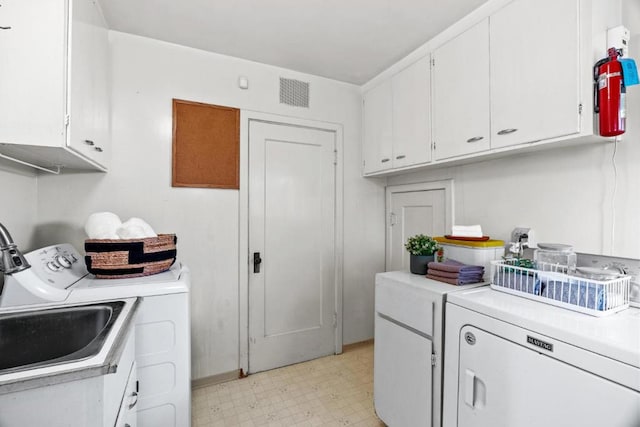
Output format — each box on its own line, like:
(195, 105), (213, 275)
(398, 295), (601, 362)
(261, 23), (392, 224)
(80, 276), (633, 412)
(128, 391), (139, 409)
(466, 136), (484, 143)
(94, 147), (103, 152)
(0, 26), (11, 30)
(381, 158), (390, 163)
(84, 139), (95, 146)
(395, 155), (406, 160)
(497, 128), (518, 135)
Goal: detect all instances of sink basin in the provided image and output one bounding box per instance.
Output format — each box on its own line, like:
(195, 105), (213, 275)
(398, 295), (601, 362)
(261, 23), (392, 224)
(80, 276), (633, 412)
(0, 301), (124, 374)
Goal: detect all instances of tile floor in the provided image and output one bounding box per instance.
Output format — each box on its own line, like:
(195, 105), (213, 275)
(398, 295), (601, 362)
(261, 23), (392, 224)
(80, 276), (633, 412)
(191, 341), (385, 426)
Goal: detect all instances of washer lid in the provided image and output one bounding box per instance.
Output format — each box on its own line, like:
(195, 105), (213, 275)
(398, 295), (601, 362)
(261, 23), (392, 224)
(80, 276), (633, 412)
(68, 263), (190, 301)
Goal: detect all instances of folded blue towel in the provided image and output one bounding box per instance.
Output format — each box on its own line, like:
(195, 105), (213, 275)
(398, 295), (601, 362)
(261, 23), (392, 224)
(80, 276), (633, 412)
(543, 281), (606, 310)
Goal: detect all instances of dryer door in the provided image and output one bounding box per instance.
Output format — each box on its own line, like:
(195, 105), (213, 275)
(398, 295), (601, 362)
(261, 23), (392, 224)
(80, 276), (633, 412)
(457, 326), (640, 427)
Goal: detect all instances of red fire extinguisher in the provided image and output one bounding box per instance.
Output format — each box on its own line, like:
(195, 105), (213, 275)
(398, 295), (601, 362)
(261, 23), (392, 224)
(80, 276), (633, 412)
(594, 48), (626, 137)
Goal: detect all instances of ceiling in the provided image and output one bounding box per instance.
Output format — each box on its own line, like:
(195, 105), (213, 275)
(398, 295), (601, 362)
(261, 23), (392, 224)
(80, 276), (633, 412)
(99, 0), (489, 85)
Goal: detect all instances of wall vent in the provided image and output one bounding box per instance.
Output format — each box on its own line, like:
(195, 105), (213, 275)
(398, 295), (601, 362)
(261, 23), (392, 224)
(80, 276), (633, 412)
(279, 77), (310, 108)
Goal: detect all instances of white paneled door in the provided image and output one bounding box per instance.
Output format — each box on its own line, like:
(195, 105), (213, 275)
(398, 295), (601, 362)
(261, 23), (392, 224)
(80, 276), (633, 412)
(386, 186), (447, 272)
(248, 121), (337, 373)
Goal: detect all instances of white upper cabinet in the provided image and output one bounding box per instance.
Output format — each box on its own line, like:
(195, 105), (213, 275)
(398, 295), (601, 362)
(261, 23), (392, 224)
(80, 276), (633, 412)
(363, 55), (431, 175)
(67, 0), (110, 165)
(490, 0), (580, 149)
(363, 80), (393, 174)
(0, 0), (66, 148)
(362, 0), (611, 176)
(433, 19), (490, 160)
(0, 0), (109, 172)
(391, 56), (432, 168)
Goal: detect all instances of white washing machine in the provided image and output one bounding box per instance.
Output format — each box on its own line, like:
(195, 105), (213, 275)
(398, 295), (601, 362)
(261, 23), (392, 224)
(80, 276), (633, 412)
(374, 271), (487, 427)
(443, 287), (640, 427)
(0, 243), (192, 427)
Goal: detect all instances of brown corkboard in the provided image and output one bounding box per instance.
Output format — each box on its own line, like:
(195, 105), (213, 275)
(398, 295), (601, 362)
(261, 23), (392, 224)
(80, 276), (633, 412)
(172, 99), (240, 189)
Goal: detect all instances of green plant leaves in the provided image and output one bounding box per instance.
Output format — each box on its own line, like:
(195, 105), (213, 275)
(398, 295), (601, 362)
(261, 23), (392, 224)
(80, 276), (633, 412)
(404, 234), (439, 256)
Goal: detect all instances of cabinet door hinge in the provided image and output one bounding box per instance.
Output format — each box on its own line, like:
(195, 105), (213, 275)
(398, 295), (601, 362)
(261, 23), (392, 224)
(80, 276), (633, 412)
(333, 149), (338, 165)
(431, 58), (435, 67)
(389, 212), (397, 226)
(578, 103), (583, 115)
(333, 312), (338, 328)
(64, 114), (70, 127)
(431, 354), (437, 366)
(432, 141), (436, 151)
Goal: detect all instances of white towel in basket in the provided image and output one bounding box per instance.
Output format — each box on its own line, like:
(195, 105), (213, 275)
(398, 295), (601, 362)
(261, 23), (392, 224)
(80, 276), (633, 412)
(116, 218), (157, 239)
(84, 212), (122, 239)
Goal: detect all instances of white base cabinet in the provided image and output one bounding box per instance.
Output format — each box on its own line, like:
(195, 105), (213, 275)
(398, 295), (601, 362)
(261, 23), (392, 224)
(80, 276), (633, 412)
(0, 0), (109, 171)
(115, 362), (139, 427)
(135, 293), (191, 427)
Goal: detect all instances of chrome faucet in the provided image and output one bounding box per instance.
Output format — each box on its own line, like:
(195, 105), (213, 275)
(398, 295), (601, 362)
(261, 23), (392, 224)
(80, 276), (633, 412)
(0, 223), (30, 274)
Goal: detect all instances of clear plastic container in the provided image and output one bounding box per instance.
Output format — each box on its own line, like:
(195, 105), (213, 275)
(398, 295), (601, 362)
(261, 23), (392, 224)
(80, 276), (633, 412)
(534, 243), (576, 273)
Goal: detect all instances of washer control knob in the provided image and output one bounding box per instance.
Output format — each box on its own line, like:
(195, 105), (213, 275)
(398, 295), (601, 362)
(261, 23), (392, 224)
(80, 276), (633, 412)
(56, 255), (72, 268)
(47, 261), (62, 272)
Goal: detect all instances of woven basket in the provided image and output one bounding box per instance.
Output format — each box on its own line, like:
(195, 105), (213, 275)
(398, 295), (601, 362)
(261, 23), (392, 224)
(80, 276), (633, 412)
(84, 234), (177, 279)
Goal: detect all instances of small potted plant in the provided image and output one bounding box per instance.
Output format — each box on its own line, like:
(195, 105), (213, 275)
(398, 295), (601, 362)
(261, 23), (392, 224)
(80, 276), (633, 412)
(405, 234), (439, 275)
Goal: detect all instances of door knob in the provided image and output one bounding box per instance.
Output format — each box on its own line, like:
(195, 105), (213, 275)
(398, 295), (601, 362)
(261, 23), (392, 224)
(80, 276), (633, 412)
(253, 252), (262, 273)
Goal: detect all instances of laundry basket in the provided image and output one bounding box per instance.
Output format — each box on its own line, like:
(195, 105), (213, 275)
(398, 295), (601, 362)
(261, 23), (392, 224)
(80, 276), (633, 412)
(491, 259), (630, 316)
(84, 234), (177, 279)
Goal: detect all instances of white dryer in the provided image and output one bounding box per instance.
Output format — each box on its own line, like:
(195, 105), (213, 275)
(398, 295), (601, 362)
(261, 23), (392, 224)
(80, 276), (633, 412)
(443, 287), (640, 427)
(0, 243), (192, 427)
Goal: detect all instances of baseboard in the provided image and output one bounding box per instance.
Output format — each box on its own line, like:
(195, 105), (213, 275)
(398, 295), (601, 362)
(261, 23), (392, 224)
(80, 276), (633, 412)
(191, 369), (243, 389)
(343, 338), (374, 351)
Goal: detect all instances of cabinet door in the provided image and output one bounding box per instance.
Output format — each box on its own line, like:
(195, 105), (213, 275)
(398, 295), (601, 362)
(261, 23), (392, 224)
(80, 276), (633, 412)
(391, 55), (432, 168)
(114, 363), (138, 427)
(362, 80), (393, 174)
(490, 0), (580, 149)
(457, 326), (640, 427)
(0, 0), (66, 147)
(67, 0), (109, 167)
(433, 19), (490, 160)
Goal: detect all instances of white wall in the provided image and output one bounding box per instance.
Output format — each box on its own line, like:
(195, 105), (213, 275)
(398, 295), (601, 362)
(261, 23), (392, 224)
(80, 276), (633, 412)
(35, 31), (383, 380)
(387, 0), (640, 258)
(0, 162), (38, 251)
